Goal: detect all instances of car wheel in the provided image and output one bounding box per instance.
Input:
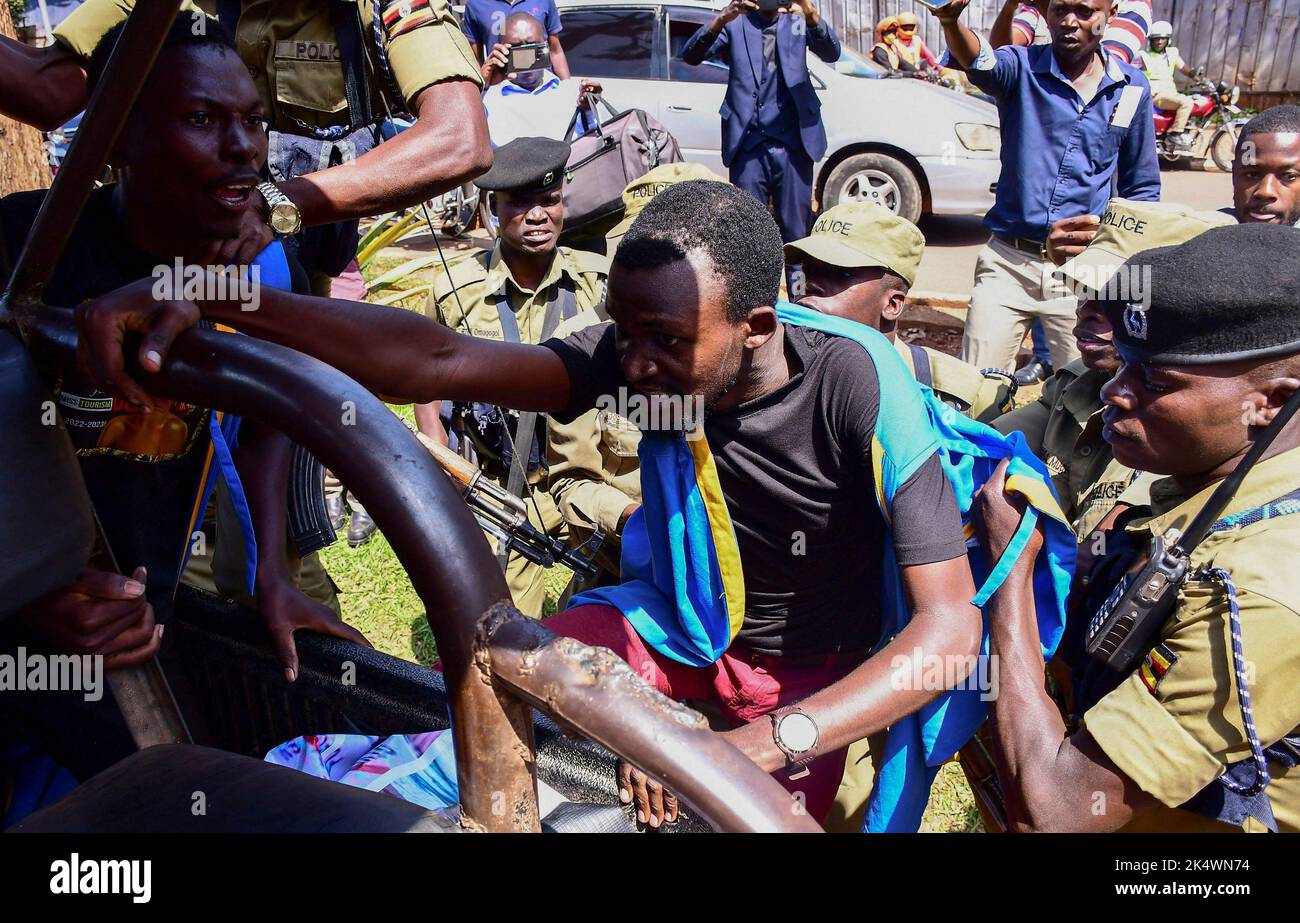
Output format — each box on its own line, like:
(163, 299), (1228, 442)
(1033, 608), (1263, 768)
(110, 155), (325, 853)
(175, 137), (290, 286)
(822, 152), (923, 224)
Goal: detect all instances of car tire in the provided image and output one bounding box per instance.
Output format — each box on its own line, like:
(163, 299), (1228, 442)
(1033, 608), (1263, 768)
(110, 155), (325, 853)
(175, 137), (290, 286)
(822, 152), (923, 224)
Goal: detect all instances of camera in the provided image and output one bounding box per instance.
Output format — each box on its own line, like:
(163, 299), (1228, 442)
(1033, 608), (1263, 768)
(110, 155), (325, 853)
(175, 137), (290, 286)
(507, 42), (550, 75)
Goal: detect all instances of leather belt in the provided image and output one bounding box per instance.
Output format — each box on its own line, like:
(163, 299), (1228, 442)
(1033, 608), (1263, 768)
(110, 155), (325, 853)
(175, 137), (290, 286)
(994, 232), (1049, 259)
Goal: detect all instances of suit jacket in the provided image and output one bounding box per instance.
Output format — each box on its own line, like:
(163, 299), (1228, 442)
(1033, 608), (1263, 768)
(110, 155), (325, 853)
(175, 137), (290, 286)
(681, 12), (840, 167)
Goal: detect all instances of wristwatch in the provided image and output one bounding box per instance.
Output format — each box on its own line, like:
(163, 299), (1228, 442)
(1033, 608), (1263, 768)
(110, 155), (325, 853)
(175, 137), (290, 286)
(256, 181), (302, 237)
(769, 706), (819, 780)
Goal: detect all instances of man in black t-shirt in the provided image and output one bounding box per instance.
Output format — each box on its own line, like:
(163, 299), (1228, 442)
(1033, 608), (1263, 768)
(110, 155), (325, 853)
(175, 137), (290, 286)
(77, 181), (982, 827)
(0, 17), (367, 780)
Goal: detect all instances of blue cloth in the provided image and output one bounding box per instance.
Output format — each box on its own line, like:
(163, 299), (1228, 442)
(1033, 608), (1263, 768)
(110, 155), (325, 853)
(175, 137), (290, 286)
(1030, 319), (1051, 365)
(181, 242), (294, 596)
(680, 12), (840, 166)
(460, 0), (561, 48)
(731, 139), (814, 243)
(572, 431), (746, 668)
(952, 37), (1160, 240)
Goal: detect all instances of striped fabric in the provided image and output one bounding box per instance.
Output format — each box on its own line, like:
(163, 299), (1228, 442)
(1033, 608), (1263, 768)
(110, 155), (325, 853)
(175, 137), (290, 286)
(1011, 2), (1152, 63)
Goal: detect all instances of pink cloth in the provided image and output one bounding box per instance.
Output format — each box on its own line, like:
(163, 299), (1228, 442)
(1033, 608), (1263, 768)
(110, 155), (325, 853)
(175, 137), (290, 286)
(330, 258), (368, 301)
(543, 603), (859, 823)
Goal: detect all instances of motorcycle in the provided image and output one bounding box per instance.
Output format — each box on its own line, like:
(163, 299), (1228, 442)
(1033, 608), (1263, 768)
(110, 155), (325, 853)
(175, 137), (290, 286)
(1153, 71), (1245, 172)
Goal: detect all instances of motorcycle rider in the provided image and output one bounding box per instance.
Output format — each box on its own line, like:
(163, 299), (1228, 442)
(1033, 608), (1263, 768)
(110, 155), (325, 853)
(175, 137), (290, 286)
(1138, 20), (1198, 150)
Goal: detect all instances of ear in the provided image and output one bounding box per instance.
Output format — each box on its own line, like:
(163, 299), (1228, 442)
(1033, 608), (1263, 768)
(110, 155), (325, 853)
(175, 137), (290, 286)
(743, 304), (779, 350)
(1250, 376), (1300, 427)
(881, 286), (908, 324)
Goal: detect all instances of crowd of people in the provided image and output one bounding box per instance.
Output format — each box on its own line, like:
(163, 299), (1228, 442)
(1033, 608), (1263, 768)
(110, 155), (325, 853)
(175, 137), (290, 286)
(1, 0), (1298, 835)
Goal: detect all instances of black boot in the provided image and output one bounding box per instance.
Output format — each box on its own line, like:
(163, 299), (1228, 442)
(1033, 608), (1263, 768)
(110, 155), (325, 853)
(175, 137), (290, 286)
(325, 492), (347, 533)
(347, 507), (377, 547)
(1013, 357), (1052, 386)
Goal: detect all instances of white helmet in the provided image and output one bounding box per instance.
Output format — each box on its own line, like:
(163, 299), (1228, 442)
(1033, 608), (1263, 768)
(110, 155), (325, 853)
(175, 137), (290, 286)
(1150, 21), (1174, 38)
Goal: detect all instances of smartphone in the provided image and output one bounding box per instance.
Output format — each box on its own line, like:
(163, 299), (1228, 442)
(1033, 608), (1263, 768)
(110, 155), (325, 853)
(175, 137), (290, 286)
(755, 0), (783, 12)
(507, 42), (550, 74)
(913, 0), (950, 10)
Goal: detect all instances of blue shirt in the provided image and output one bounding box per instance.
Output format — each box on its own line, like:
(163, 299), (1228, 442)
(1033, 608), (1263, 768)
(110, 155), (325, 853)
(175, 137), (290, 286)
(461, 0), (562, 50)
(956, 38), (1161, 241)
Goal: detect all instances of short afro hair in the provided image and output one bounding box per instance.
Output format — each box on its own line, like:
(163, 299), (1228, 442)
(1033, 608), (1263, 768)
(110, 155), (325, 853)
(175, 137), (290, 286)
(613, 180), (784, 324)
(87, 13), (236, 95)
(1238, 104), (1300, 152)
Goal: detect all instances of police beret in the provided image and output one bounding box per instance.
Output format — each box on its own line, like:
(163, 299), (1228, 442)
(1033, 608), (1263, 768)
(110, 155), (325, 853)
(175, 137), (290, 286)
(475, 137), (571, 193)
(1102, 223), (1300, 365)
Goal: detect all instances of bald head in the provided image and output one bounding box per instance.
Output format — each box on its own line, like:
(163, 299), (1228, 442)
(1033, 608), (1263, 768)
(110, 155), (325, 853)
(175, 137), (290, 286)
(504, 12), (544, 46)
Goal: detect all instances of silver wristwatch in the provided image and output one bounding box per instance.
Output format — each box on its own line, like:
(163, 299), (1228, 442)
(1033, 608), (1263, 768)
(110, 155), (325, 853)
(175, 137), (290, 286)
(256, 181), (302, 237)
(770, 707), (819, 780)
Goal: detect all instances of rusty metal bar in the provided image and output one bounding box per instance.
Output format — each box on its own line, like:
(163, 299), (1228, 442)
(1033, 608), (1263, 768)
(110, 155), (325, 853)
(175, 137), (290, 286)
(106, 663), (190, 749)
(479, 604), (825, 834)
(25, 310), (539, 832)
(3, 0), (183, 311)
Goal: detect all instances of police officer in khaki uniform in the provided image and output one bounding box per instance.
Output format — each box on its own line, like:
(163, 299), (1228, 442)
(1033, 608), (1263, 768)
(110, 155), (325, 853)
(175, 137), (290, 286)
(415, 137), (606, 616)
(545, 163), (729, 582)
(788, 202), (1015, 423)
(3, 0), (489, 280)
(995, 199), (1235, 543)
(973, 224), (1300, 832)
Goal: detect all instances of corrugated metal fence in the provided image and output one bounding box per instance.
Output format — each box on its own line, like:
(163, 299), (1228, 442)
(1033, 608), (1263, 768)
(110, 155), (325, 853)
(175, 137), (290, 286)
(819, 1), (1300, 108)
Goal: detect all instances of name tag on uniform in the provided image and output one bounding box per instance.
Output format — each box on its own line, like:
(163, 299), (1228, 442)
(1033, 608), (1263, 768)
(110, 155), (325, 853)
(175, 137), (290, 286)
(274, 40), (342, 62)
(1108, 84), (1145, 130)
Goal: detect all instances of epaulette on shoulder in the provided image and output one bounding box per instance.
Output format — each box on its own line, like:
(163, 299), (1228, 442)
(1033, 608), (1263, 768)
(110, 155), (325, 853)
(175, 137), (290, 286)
(563, 245), (612, 279)
(431, 249), (491, 302)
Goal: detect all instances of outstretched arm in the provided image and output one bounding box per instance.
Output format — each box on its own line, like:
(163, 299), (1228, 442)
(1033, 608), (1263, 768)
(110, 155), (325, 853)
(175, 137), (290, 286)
(278, 80), (492, 228)
(74, 279), (573, 411)
(973, 461), (1156, 832)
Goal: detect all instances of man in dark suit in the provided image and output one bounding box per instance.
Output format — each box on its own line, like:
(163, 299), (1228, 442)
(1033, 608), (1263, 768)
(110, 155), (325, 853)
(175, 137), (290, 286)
(682, 0), (840, 266)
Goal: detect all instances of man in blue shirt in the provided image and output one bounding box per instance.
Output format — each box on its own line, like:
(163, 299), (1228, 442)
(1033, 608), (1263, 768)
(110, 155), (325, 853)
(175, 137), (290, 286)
(479, 13), (597, 146)
(930, 0), (1160, 375)
(681, 0), (840, 265)
(462, 0), (570, 80)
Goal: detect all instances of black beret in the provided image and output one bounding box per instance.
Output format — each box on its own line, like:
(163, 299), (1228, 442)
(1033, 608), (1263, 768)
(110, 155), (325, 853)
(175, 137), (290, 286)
(475, 137), (571, 193)
(1101, 223), (1300, 365)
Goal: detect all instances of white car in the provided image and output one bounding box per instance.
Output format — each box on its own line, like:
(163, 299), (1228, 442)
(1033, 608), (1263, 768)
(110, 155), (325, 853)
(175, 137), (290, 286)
(549, 0), (1001, 223)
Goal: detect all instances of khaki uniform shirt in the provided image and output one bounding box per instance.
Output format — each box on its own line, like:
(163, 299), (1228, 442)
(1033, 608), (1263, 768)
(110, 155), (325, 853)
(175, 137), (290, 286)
(427, 243), (607, 345)
(426, 242), (606, 508)
(546, 312), (641, 551)
(994, 359), (1154, 540)
(893, 339), (1014, 424)
(1083, 446), (1300, 833)
(54, 0), (481, 132)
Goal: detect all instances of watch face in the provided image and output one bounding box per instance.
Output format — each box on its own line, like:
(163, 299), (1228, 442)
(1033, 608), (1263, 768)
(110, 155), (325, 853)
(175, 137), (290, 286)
(777, 712), (818, 753)
(270, 204), (300, 235)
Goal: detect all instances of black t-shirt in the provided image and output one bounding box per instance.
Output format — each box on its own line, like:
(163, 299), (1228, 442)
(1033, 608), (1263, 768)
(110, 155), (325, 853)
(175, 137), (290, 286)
(544, 321), (968, 657)
(0, 185), (309, 621)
